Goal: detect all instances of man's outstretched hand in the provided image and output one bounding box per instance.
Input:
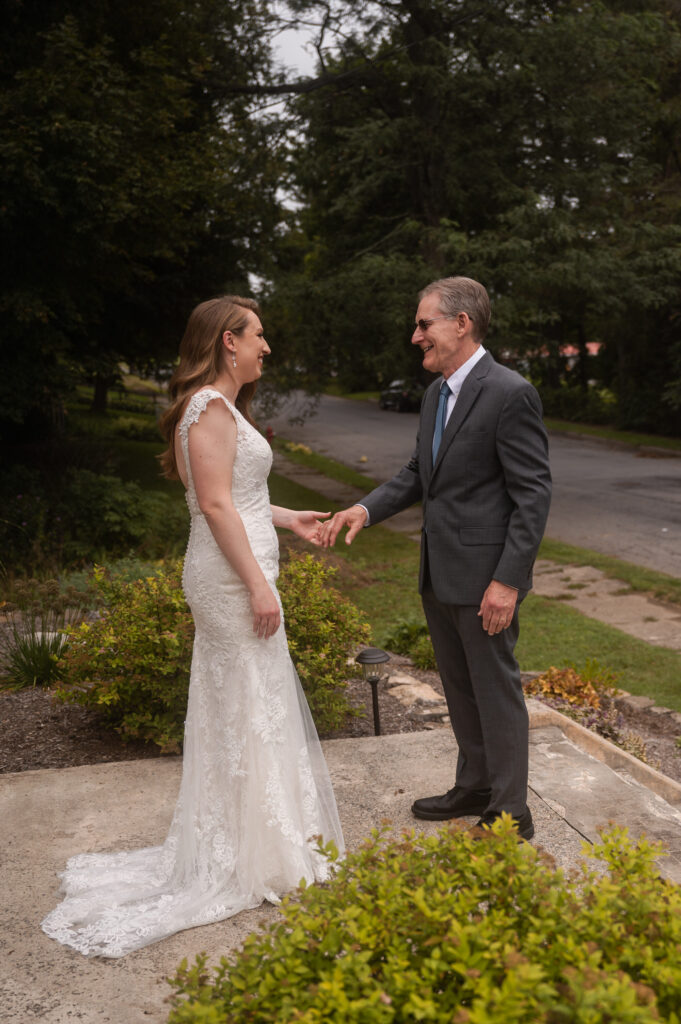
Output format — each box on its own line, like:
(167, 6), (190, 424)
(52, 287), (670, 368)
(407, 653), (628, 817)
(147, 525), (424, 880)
(319, 505), (368, 547)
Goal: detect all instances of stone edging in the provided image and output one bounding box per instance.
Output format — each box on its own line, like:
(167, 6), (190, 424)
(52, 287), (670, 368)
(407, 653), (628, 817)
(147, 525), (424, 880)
(527, 697), (681, 809)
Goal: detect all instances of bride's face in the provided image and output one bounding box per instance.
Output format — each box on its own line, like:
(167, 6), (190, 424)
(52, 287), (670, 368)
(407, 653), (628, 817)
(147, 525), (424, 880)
(228, 311), (271, 381)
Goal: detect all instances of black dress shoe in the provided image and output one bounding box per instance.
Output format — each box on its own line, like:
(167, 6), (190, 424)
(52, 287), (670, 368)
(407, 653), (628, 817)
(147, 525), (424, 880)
(473, 807), (534, 841)
(411, 787), (491, 821)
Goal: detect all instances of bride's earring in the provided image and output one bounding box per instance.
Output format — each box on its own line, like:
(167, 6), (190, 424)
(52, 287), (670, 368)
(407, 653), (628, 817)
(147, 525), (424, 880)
(232, 352), (237, 368)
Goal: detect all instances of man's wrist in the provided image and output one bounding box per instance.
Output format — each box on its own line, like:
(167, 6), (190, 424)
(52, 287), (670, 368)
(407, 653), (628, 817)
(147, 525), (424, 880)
(356, 503), (370, 527)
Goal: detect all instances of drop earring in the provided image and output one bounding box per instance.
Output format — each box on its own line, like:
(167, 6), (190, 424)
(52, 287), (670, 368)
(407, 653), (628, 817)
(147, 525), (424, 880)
(232, 353), (237, 369)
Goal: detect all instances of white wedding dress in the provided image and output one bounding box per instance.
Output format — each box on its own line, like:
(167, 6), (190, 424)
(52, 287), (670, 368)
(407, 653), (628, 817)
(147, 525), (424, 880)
(41, 388), (345, 957)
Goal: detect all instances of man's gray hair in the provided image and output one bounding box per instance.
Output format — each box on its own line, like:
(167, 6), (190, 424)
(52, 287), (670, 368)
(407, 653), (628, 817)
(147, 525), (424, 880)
(419, 276), (491, 341)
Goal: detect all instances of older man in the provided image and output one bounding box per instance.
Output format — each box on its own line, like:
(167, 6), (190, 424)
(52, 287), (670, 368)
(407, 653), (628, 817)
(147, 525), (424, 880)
(321, 276), (551, 839)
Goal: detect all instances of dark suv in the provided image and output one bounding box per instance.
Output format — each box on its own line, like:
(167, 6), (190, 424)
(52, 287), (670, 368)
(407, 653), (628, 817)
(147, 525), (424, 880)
(379, 379), (425, 412)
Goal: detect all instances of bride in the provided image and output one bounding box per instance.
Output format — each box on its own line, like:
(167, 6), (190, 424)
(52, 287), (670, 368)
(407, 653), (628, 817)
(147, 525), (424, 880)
(41, 296), (345, 957)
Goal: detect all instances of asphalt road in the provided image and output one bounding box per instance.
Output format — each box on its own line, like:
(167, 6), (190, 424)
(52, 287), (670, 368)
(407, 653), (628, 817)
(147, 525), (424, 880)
(264, 393), (681, 579)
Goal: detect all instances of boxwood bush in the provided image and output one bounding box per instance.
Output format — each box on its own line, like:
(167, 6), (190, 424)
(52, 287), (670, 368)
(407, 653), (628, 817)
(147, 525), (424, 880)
(167, 820), (681, 1023)
(56, 553), (370, 750)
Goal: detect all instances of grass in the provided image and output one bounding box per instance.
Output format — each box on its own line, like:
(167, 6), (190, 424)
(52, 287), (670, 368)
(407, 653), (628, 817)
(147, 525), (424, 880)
(273, 438), (380, 491)
(544, 418), (681, 452)
(517, 595), (681, 712)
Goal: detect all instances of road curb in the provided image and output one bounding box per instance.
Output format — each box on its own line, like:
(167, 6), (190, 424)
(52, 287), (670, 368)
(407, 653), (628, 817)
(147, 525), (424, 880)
(547, 428), (681, 459)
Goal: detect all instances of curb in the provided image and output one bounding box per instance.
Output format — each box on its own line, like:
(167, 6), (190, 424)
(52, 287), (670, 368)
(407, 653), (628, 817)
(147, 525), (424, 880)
(547, 428), (681, 459)
(527, 698), (681, 809)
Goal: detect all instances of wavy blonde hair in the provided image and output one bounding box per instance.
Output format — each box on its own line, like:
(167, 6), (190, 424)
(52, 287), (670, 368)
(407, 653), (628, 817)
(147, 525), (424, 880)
(159, 295), (260, 479)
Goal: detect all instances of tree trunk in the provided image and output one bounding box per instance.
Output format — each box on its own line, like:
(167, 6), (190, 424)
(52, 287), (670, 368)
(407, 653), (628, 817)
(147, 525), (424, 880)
(92, 374), (109, 415)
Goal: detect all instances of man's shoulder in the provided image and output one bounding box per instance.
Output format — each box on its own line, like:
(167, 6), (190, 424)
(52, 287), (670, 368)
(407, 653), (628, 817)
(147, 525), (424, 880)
(480, 353), (537, 394)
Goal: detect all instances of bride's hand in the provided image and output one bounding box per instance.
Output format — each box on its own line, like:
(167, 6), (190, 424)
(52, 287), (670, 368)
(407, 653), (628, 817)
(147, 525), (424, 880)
(249, 582), (281, 639)
(288, 510), (332, 546)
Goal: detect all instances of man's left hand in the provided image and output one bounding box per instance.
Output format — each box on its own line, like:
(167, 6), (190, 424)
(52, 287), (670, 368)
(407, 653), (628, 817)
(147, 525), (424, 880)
(478, 580), (519, 635)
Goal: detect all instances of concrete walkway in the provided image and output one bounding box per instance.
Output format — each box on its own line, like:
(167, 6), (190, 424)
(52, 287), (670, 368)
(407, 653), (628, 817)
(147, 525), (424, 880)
(3, 708), (681, 1024)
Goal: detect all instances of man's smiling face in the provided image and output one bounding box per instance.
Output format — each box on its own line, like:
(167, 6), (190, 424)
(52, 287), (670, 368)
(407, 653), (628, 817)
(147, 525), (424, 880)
(411, 291), (478, 377)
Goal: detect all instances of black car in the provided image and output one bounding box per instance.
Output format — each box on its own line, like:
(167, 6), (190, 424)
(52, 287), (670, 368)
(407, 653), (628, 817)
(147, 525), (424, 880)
(379, 379), (425, 412)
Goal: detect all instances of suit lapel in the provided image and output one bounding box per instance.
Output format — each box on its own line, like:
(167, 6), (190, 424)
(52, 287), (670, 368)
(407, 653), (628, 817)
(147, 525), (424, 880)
(431, 352), (492, 475)
(422, 380), (440, 477)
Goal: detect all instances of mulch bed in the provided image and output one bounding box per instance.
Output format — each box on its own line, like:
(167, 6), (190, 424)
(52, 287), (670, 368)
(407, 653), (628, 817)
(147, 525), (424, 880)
(2, 662), (681, 785)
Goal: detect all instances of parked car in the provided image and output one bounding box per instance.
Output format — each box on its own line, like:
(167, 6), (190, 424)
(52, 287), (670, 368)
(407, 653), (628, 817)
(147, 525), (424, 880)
(379, 379), (425, 412)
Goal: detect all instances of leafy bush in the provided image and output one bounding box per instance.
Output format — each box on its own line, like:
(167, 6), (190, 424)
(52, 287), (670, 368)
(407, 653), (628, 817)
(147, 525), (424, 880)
(279, 552), (371, 734)
(56, 563), (194, 753)
(0, 578), (90, 689)
(0, 464), (187, 571)
(524, 661), (617, 709)
(56, 555), (371, 749)
(382, 618), (436, 669)
(168, 821), (681, 1023)
(538, 384), (618, 425)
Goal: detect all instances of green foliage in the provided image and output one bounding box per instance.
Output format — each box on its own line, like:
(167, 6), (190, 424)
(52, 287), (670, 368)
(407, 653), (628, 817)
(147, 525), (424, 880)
(538, 385), (618, 426)
(0, 0), (281, 431)
(56, 554), (371, 748)
(0, 464), (188, 572)
(0, 578), (89, 690)
(382, 619), (436, 670)
(56, 563), (194, 753)
(266, 0), (681, 433)
(167, 821), (681, 1023)
(279, 552), (371, 733)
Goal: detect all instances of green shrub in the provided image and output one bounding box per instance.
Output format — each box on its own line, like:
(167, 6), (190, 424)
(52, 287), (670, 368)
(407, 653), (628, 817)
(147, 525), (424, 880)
(56, 555), (371, 749)
(279, 552), (371, 734)
(0, 579), (90, 689)
(56, 563), (194, 753)
(382, 618), (436, 669)
(538, 384), (618, 425)
(0, 465), (187, 572)
(168, 820), (681, 1023)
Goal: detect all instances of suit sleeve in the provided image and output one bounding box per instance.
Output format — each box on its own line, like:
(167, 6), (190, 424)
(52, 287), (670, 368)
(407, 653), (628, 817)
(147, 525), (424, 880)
(493, 384), (552, 589)
(360, 432), (424, 526)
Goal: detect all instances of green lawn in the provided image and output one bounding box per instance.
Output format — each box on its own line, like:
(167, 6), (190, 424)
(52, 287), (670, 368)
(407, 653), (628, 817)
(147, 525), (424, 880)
(544, 418), (681, 452)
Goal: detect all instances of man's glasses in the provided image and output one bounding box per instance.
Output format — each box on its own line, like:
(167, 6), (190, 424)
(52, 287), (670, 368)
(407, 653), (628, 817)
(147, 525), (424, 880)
(415, 314), (463, 332)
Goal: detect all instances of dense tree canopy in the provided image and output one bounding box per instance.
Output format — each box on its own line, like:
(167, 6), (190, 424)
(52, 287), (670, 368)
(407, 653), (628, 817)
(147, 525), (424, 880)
(0, 0), (280, 427)
(264, 0), (681, 432)
(2, 0), (680, 434)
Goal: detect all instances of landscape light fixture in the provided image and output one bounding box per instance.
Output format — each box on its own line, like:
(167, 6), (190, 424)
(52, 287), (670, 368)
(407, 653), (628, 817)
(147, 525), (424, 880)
(355, 647), (391, 736)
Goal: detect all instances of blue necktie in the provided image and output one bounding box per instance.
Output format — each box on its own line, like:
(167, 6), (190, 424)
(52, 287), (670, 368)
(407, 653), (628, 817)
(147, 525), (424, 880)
(432, 379), (451, 463)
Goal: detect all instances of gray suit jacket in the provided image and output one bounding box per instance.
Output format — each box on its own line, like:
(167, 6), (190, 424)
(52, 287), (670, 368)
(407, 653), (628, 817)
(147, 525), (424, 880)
(362, 352), (552, 605)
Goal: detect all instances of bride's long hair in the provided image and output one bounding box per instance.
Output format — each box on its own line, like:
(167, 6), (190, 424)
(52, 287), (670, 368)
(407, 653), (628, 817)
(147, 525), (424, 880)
(159, 295), (260, 480)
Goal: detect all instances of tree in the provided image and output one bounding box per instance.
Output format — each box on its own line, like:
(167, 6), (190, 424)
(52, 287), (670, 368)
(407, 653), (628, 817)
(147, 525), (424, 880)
(262, 1), (681, 432)
(0, 0), (281, 430)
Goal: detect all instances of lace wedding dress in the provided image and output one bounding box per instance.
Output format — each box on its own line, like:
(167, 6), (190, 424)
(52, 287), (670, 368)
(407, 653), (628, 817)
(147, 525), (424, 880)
(41, 388), (345, 957)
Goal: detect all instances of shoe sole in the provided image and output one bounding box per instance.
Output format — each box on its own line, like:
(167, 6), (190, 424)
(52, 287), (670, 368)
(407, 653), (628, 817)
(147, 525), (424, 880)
(411, 804), (490, 821)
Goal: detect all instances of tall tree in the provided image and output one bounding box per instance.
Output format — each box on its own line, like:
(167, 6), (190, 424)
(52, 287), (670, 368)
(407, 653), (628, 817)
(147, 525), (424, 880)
(263, 0), (681, 431)
(0, 0), (281, 429)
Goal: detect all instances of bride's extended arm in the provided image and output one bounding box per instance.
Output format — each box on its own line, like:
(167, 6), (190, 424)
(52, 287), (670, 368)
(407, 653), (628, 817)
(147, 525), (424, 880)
(188, 401), (280, 639)
(271, 505), (331, 545)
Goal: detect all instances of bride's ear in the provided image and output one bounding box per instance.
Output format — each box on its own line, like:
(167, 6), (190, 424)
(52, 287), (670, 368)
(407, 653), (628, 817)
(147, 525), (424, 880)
(222, 330), (236, 355)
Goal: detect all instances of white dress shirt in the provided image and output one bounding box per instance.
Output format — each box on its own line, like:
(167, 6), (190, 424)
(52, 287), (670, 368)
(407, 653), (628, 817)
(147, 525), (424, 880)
(359, 346), (487, 525)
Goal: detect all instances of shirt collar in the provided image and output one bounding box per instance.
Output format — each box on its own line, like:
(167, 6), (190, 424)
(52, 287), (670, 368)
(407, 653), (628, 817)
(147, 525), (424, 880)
(443, 345), (486, 396)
